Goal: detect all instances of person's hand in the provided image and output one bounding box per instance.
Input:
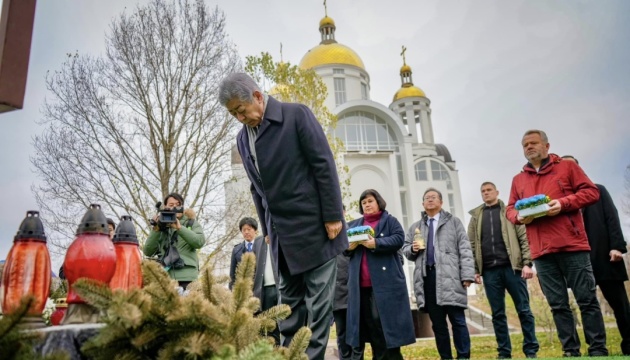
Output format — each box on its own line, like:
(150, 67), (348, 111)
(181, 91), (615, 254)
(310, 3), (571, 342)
(412, 240), (421, 253)
(363, 235), (376, 249)
(462, 280), (472, 288)
(325, 220), (342, 240)
(265, 235), (270, 244)
(547, 199), (562, 216)
(518, 215), (535, 225)
(521, 265), (534, 279)
(474, 274), (482, 284)
(348, 241), (361, 251)
(170, 218), (182, 230)
(610, 249), (624, 262)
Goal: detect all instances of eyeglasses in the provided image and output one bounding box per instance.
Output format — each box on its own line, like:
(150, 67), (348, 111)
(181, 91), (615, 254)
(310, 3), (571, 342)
(423, 196), (439, 201)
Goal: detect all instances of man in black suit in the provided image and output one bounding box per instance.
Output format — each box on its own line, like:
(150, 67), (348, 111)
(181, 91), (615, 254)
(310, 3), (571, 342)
(229, 216), (280, 344)
(563, 156), (630, 355)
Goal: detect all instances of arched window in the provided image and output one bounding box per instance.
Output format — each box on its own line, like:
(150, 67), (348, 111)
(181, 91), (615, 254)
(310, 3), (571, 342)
(414, 159), (453, 190)
(335, 111), (398, 151)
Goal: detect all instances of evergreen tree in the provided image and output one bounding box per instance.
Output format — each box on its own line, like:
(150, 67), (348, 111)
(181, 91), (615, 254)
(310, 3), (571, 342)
(73, 255), (310, 359)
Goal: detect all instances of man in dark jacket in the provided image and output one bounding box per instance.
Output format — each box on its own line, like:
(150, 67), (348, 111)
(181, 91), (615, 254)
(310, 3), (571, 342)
(219, 73), (348, 360)
(563, 156), (630, 355)
(229, 217), (280, 345)
(506, 130), (606, 357)
(468, 182), (538, 359)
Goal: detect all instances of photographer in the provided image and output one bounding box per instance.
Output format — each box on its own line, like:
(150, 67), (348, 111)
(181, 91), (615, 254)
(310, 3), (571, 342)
(143, 192), (206, 290)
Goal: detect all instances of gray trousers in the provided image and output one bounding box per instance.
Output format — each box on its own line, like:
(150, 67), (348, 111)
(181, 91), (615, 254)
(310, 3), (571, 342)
(278, 257), (337, 360)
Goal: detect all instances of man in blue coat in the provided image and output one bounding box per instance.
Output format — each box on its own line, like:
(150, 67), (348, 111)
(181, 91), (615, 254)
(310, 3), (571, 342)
(219, 73), (348, 360)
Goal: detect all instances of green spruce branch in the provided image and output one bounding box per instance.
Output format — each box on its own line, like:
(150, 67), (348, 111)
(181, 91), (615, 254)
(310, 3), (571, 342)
(71, 256), (311, 359)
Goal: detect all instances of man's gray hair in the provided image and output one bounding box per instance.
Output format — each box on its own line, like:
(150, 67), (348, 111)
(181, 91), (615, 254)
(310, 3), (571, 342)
(218, 72), (261, 106)
(523, 129), (549, 143)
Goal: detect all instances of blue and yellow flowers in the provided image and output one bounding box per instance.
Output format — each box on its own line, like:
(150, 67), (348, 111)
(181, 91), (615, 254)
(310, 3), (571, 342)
(515, 194), (551, 210)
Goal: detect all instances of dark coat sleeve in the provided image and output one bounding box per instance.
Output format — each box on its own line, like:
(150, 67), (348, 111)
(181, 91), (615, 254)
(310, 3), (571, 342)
(599, 185), (627, 253)
(229, 244), (242, 290)
(374, 214), (405, 253)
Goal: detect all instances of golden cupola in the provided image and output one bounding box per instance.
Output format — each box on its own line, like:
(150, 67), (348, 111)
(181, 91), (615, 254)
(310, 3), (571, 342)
(393, 52), (426, 101)
(299, 13), (365, 70)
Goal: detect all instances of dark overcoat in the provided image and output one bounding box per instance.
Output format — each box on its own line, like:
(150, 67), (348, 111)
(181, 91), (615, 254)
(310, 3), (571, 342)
(252, 235), (280, 304)
(333, 252), (351, 311)
(236, 96), (348, 275)
(346, 211), (416, 349)
(583, 184), (628, 282)
(228, 238), (255, 290)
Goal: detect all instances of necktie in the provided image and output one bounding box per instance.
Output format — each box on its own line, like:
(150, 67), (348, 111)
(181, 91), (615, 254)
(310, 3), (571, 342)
(246, 242), (253, 252)
(426, 218), (435, 266)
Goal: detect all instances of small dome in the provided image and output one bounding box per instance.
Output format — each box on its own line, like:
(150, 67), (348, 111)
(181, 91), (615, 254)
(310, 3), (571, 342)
(319, 16), (335, 27)
(393, 85), (426, 102)
(400, 64), (412, 73)
(299, 43), (365, 70)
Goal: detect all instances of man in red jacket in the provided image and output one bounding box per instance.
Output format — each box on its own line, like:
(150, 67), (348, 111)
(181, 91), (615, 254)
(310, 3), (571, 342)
(506, 129), (607, 357)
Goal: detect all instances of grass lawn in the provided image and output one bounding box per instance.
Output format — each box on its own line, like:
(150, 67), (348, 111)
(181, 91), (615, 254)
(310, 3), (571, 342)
(349, 328), (625, 359)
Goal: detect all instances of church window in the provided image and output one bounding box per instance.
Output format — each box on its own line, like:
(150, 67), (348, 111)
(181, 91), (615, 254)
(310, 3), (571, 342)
(400, 192), (409, 229)
(333, 68), (345, 74)
(361, 83), (369, 100)
(335, 111), (398, 151)
(334, 78), (347, 106)
(430, 160), (452, 190)
(396, 155), (404, 186)
(414, 160), (428, 181)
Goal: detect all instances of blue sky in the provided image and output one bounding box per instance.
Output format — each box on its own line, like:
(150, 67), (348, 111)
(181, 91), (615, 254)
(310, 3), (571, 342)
(1, 0), (629, 263)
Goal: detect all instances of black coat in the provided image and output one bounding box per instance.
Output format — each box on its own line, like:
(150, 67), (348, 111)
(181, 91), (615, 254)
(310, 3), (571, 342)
(252, 235), (279, 304)
(236, 96), (348, 275)
(229, 238), (257, 290)
(333, 252), (351, 311)
(346, 211), (416, 349)
(583, 184), (628, 282)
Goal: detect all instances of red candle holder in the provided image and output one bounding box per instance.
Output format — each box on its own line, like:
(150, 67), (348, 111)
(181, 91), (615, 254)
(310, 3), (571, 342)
(62, 204), (116, 324)
(1, 211), (51, 328)
(110, 215), (143, 291)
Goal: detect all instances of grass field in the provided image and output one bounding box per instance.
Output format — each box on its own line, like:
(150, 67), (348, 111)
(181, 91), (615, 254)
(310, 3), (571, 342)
(332, 327), (625, 359)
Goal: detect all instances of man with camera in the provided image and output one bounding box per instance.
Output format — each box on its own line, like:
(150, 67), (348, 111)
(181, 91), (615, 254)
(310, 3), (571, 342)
(143, 192), (206, 290)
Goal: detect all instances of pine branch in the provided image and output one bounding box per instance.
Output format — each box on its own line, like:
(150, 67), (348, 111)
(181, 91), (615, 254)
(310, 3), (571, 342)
(0, 296), (35, 338)
(284, 327), (311, 360)
(72, 278), (113, 310)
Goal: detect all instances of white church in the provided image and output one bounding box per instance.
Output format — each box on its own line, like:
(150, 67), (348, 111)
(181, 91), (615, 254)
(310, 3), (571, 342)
(226, 11), (465, 297)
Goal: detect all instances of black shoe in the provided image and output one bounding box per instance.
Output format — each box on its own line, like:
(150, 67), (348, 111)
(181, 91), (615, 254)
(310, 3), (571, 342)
(497, 355), (511, 359)
(562, 352), (581, 357)
(525, 355), (537, 359)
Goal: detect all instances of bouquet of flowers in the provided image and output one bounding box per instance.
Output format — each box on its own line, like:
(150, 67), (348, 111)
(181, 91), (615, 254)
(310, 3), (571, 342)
(515, 194), (551, 218)
(347, 225), (374, 243)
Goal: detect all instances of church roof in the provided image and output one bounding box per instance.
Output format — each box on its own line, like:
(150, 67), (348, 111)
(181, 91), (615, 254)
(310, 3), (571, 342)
(300, 42), (365, 70)
(393, 85), (426, 101)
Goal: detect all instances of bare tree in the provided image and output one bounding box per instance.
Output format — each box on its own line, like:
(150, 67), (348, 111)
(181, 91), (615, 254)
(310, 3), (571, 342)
(31, 0), (246, 261)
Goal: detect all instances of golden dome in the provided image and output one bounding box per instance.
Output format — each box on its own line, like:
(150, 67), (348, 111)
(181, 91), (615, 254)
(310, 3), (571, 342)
(393, 85), (426, 101)
(299, 43), (365, 70)
(320, 16), (335, 27)
(400, 64), (412, 73)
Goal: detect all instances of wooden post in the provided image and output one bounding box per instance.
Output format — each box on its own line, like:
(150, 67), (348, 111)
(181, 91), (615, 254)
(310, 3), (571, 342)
(0, 0), (37, 113)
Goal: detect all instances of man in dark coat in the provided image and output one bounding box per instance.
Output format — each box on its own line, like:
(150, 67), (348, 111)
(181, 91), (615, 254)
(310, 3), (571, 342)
(563, 156), (630, 355)
(219, 73), (348, 360)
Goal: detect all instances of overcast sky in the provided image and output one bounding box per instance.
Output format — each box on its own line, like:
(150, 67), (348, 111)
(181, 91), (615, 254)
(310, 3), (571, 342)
(1, 0), (629, 264)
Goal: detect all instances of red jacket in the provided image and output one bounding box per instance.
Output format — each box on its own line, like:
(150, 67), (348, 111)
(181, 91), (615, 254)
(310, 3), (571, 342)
(506, 154), (600, 259)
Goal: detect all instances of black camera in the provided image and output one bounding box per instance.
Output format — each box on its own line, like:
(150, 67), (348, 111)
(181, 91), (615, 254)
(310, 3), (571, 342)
(149, 202), (183, 231)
